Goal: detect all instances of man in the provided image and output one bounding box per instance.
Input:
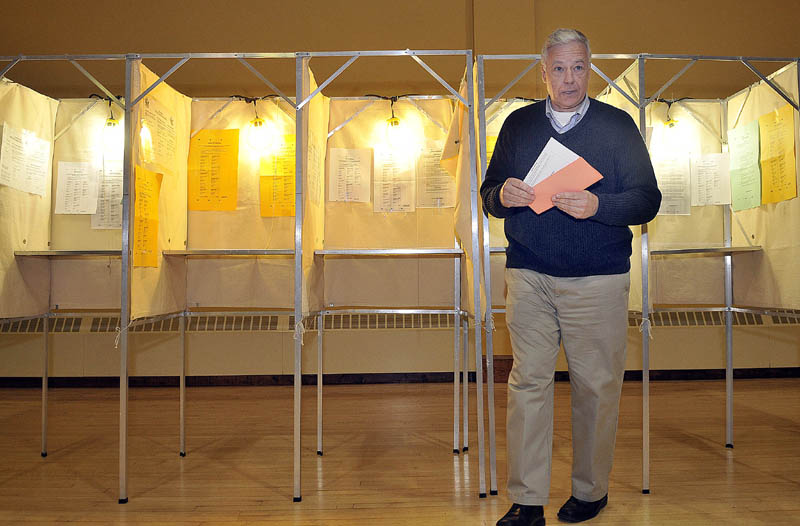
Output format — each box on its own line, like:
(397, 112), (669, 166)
(480, 29), (661, 526)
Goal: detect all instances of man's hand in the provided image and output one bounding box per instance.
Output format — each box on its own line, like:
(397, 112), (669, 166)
(500, 178), (536, 207)
(551, 190), (598, 219)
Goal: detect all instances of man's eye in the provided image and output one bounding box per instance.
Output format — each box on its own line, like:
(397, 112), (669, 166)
(575, 65), (584, 71)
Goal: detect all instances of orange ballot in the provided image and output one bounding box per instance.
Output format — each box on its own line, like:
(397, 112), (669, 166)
(522, 137), (603, 214)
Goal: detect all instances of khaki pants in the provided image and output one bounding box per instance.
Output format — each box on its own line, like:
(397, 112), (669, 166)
(505, 268), (629, 505)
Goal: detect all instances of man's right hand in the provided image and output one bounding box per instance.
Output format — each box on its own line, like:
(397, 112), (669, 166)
(500, 178), (536, 207)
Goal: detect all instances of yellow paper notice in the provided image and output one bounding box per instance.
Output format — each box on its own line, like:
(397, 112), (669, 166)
(188, 129), (239, 211)
(486, 135), (499, 164)
(259, 134), (296, 217)
(133, 166), (162, 267)
(759, 104), (797, 205)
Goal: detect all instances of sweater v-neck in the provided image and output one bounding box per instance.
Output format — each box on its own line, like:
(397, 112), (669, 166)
(539, 98), (594, 140)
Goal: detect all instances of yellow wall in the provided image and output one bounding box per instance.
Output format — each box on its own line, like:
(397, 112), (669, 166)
(1, 0), (799, 378)
(1, 0), (799, 99)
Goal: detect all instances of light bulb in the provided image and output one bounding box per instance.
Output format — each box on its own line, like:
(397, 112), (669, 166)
(102, 117), (124, 158)
(139, 120), (154, 163)
(247, 117), (268, 151)
(384, 115), (422, 160)
(246, 116), (280, 156)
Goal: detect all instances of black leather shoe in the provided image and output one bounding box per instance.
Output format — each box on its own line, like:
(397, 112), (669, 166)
(557, 495), (607, 523)
(497, 503), (545, 526)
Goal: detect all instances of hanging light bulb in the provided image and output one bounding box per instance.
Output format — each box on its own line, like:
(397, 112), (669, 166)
(649, 100), (698, 161)
(102, 99), (124, 158)
(246, 99), (279, 154)
(382, 97), (422, 161)
(664, 101), (678, 128)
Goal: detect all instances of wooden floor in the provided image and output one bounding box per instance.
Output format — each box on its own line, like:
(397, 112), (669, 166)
(0, 378), (798, 525)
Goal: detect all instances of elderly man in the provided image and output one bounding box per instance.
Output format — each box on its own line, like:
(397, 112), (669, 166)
(480, 28), (661, 525)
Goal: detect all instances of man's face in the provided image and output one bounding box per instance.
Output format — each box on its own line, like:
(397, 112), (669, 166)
(542, 40), (590, 111)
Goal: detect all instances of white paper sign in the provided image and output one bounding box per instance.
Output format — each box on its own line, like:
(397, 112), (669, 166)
(141, 96), (177, 171)
(691, 153), (731, 206)
(374, 148), (414, 213)
(523, 137), (579, 187)
(0, 122), (51, 196)
(55, 161), (100, 214)
(654, 156), (691, 215)
(329, 147), (371, 203)
(417, 141), (455, 208)
(91, 160), (123, 229)
(308, 134), (322, 204)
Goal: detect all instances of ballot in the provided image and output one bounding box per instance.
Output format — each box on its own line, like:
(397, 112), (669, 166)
(524, 137), (603, 214)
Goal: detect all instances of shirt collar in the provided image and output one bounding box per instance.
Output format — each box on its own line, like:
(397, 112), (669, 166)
(545, 95), (590, 118)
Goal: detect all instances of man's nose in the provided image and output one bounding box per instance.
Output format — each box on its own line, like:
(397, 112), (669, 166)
(563, 69), (574, 83)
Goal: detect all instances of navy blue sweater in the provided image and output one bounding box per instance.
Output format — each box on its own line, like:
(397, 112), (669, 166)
(480, 99), (661, 277)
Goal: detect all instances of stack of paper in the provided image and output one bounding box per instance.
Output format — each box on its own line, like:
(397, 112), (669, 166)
(523, 137), (603, 213)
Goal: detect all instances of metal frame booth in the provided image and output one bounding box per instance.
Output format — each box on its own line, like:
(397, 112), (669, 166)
(0, 49), (492, 503)
(476, 52), (800, 494)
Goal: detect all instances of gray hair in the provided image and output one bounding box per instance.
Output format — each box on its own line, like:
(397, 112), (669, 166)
(542, 28), (591, 62)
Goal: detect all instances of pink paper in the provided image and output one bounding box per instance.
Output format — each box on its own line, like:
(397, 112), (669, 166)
(530, 157), (603, 214)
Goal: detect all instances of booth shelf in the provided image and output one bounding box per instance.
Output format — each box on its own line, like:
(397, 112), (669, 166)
(650, 246), (762, 256)
(15, 250), (122, 257)
(163, 249), (294, 257)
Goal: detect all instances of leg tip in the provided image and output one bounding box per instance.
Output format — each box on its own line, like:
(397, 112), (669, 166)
(642, 489), (650, 495)
(179, 451), (186, 457)
(293, 497), (302, 503)
(490, 490), (498, 496)
(41, 452), (47, 458)
(118, 498), (128, 504)
(453, 449), (460, 454)
(462, 446), (469, 452)
(479, 493), (487, 498)
(316, 451), (323, 456)
(726, 443), (734, 449)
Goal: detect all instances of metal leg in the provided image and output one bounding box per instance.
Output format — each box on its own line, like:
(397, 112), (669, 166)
(476, 55), (497, 496)
(317, 313), (323, 456)
(292, 53), (309, 504)
(724, 206), (734, 449)
(453, 249), (462, 454)
(642, 227), (651, 496)
(293, 326), (302, 502)
(120, 332), (129, 504)
(41, 316), (48, 458)
(638, 61), (651, 495)
(642, 315), (651, 495)
(465, 52), (486, 497)
(179, 315), (186, 457)
(461, 318), (469, 452)
(118, 54), (134, 505)
(473, 317), (487, 498)
(725, 309), (733, 448)
(485, 322), (498, 495)
(453, 313), (461, 454)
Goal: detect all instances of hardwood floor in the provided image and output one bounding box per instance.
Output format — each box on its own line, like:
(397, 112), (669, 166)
(0, 379), (798, 524)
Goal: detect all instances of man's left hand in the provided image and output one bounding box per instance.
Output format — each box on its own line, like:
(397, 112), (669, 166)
(551, 191), (598, 219)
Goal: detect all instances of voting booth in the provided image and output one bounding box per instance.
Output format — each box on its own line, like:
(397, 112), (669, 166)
(303, 50), (491, 498)
(0, 50), (491, 502)
(3, 47), (796, 505)
(476, 53), (800, 494)
(0, 53), (309, 502)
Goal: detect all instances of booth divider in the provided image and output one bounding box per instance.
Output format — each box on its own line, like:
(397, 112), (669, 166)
(476, 52), (800, 496)
(0, 50), (490, 503)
